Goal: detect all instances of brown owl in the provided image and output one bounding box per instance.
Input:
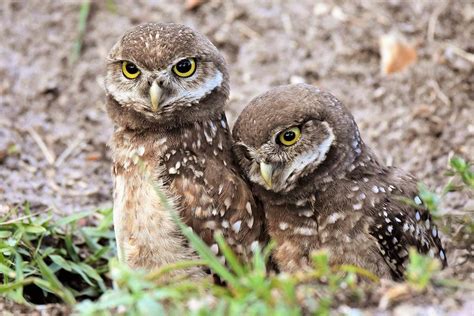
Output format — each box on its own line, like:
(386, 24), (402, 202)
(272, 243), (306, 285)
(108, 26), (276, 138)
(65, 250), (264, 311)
(105, 23), (265, 274)
(232, 84), (447, 279)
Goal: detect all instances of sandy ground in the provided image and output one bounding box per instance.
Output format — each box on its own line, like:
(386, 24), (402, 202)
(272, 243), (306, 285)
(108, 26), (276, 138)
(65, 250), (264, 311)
(0, 0), (472, 314)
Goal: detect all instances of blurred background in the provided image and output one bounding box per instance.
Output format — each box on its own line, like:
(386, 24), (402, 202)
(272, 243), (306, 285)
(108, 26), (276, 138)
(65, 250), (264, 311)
(0, 0), (472, 216)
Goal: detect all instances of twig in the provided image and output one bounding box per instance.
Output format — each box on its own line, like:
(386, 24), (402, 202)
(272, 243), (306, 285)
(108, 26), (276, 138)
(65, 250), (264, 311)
(27, 127), (56, 165)
(55, 134), (84, 167)
(447, 44), (474, 64)
(428, 80), (451, 107)
(281, 14), (293, 35)
(62, 189), (100, 197)
(46, 176), (98, 197)
(47, 177), (62, 193)
(236, 22), (261, 39)
(427, 0), (448, 42)
(0, 212), (43, 225)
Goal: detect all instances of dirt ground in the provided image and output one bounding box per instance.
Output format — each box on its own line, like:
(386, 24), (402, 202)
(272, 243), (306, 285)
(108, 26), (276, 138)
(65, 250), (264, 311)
(0, 0), (472, 314)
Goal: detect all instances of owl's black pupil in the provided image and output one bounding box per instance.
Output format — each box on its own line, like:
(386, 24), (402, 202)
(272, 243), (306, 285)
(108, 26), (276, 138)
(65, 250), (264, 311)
(126, 63), (138, 74)
(283, 131), (296, 141)
(176, 59), (192, 73)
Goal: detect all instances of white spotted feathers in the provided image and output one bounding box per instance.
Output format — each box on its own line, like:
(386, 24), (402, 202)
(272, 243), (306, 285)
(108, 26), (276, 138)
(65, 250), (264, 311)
(106, 23), (268, 274)
(371, 193), (446, 278)
(231, 84), (447, 279)
(162, 114), (265, 261)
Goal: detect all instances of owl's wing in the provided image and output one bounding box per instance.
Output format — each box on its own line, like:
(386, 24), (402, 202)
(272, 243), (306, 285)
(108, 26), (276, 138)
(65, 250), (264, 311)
(369, 170), (447, 279)
(170, 157), (267, 260)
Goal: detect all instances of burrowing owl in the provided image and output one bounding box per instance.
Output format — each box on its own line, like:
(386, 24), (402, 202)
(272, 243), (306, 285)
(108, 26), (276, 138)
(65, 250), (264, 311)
(105, 23), (265, 274)
(232, 84), (447, 279)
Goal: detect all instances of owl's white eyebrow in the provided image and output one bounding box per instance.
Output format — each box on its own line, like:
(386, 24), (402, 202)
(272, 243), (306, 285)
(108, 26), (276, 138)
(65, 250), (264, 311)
(170, 56), (199, 64)
(107, 57), (146, 68)
(106, 57), (123, 64)
(272, 124), (302, 140)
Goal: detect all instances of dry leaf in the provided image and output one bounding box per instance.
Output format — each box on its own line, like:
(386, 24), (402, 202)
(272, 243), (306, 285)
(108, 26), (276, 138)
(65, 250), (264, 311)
(86, 152), (102, 161)
(185, 0), (205, 11)
(380, 33), (417, 74)
(412, 104), (435, 119)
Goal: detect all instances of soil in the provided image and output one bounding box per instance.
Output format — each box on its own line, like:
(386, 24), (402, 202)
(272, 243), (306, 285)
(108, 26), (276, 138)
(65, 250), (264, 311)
(0, 0), (472, 314)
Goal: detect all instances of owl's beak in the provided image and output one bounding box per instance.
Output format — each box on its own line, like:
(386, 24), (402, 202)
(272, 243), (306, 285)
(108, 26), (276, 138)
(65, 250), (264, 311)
(259, 162), (273, 188)
(149, 81), (163, 112)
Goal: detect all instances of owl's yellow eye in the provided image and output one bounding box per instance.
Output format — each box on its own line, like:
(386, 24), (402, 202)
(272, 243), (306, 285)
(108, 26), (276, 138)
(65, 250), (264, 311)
(277, 127), (301, 146)
(122, 61), (141, 79)
(172, 58), (196, 78)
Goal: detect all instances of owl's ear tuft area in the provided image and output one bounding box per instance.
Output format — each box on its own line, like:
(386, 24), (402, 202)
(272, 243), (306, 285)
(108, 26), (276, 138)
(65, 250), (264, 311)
(232, 142), (254, 162)
(107, 37), (125, 62)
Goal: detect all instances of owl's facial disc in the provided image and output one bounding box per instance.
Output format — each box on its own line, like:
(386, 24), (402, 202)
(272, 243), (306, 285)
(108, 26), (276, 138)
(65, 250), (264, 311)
(245, 120), (335, 193)
(105, 23), (231, 130)
(106, 56), (224, 119)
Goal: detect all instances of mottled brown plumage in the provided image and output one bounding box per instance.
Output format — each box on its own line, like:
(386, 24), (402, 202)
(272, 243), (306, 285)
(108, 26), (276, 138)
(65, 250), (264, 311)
(105, 23), (266, 275)
(232, 84), (447, 279)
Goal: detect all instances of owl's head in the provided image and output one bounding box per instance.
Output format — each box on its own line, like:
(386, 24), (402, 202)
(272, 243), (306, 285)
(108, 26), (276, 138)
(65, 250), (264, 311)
(233, 84), (362, 194)
(105, 23), (229, 130)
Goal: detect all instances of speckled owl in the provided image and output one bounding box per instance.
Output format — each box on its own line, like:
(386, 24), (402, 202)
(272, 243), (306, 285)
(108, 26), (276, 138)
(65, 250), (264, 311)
(232, 84), (447, 279)
(105, 23), (266, 274)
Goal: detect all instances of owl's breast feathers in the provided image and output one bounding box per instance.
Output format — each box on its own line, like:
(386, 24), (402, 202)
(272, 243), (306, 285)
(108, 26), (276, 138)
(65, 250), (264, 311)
(111, 114), (266, 269)
(165, 115), (267, 260)
(171, 160), (265, 259)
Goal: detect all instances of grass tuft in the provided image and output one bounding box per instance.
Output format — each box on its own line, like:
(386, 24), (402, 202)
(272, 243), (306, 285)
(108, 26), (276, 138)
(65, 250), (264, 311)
(0, 207), (114, 305)
(1, 155), (472, 314)
(69, 0), (91, 65)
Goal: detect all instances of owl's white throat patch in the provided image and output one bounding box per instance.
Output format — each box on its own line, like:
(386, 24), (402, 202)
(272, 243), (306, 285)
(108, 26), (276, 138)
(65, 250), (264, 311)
(169, 70), (223, 106)
(280, 121), (335, 190)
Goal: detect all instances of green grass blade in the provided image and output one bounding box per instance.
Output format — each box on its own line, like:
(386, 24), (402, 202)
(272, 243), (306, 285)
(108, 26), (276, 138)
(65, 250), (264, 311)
(23, 225), (47, 235)
(0, 231), (12, 239)
(214, 233), (246, 277)
(86, 245), (111, 264)
(70, 0), (91, 65)
(146, 259), (207, 281)
(0, 277), (35, 293)
(49, 254), (73, 272)
(54, 210), (92, 227)
(78, 262), (107, 291)
(65, 229), (81, 262)
(177, 222), (238, 286)
(338, 264), (380, 283)
(0, 262), (15, 277)
(80, 227), (100, 253)
(35, 255), (76, 305)
(14, 252), (24, 299)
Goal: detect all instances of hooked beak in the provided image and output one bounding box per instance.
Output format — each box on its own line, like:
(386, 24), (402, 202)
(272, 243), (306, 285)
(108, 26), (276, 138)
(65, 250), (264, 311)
(149, 81), (163, 113)
(259, 162), (274, 188)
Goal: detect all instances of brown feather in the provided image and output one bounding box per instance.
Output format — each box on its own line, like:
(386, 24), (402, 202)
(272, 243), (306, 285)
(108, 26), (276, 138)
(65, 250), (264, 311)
(106, 23), (267, 275)
(233, 84), (447, 279)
